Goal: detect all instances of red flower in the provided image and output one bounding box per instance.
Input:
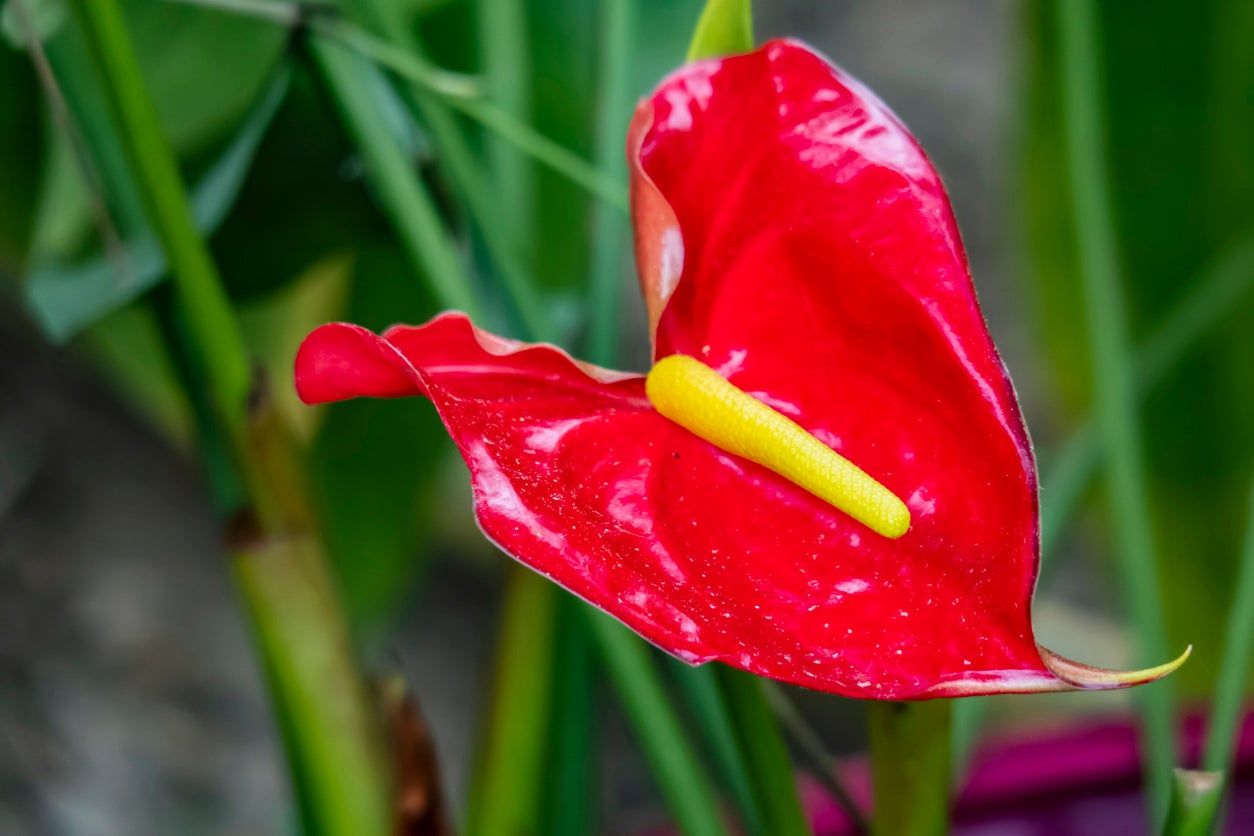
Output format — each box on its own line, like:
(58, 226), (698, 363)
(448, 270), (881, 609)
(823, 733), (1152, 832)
(296, 40), (1186, 699)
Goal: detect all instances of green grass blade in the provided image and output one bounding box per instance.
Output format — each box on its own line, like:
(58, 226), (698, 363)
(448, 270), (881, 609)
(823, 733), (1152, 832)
(1202, 481), (1254, 776)
(1038, 232), (1254, 558)
(233, 534), (393, 836)
(309, 34), (481, 317)
(762, 682), (867, 830)
(718, 668), (808, 836)
(328, 2), (550, 341)
(671, 663), (767, 835)
(1056, 0), (1178, 821)
(587, 613), (730, 836)
(543, 596), (599, 835)
(687, 0), (753, 62)
(317, 19), (626, 212)
(476, 0), (532, 248)
(586, 0), (635, 365)
(68, 0), (250, 424)
(464, 570), (558, 836)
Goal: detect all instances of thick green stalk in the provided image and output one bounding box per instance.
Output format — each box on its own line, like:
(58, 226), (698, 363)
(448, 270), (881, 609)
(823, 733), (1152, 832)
(1202, 482), (1254, 775)
(586, 0), (635, 365)
(1056, 0), (1177, 821)
(717, 668), (809, 836)
(869, 701), (951, 836)
(68, 2), (390, 834)
(233, 532), (392, 836)
(464, 570), (558, 836)
(309, 35), (481, 317)
(1162, 770), (1223, 836)
(587, 613), (730, 836)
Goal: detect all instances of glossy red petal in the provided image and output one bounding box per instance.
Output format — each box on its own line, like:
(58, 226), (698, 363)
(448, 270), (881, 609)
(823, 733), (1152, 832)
(295, 315), (1183, 698)
(626, 39), (1183, 696)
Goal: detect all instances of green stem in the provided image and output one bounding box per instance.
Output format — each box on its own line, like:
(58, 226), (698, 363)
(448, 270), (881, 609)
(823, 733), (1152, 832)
(309, 34), (482, 317)
(1057, 0), (1177, 821)
(68, 3), (391, 833)
(1162, 769), (1223, 836)
(587, 613), (731, 836)
(233, 533), (392, 836)
(464, 570), (558, 836)
(869, 701), (951, 836)
(1202, 481), (1254, 775)
(718, 668), (809, 836)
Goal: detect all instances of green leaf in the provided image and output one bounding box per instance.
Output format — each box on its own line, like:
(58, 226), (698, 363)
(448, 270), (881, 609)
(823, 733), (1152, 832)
(123, 0), (285, 154)
(687, 0), (752, 62)
(306, 245), (442, 629)
(24, 63), (291, 342)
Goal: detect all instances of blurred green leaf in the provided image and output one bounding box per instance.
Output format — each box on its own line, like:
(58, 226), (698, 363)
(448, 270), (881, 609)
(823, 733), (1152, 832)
(240, 249), (350, 442)
(24, 63), (291, 341)
(308, 245), (444, 629)
(123, 0), (284, 154)
(1, 0), (68, 49)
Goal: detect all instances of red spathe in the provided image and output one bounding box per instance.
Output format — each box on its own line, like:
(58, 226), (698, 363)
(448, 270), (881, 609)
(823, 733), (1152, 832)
(295, 40), (1182, 699)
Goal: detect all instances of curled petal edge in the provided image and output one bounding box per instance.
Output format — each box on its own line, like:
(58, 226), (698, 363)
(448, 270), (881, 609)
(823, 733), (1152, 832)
(922, 645), (1192, 699)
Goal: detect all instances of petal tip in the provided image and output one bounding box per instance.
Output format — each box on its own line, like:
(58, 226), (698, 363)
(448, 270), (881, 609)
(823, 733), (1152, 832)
(1039, 643), (1192, 691)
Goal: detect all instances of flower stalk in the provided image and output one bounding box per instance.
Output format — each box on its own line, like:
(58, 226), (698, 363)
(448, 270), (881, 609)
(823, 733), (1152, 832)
(869, 700), (952, 836)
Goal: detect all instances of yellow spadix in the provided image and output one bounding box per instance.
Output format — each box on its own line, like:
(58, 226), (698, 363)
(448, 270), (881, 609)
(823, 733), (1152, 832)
(646, 354), (911, 539)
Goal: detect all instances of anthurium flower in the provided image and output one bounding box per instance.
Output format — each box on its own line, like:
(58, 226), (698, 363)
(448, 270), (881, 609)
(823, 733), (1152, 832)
(295, 40), (1187, 699)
